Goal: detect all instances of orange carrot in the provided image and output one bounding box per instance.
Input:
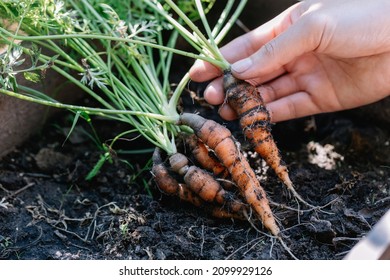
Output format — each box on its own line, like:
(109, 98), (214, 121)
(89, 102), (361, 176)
(179, 113), (280, 236)
(186, 135), (233, 189)
(152, 148), (246, 219)
(169, 152), (246, 214)
(223, 70), (293, 189)
(152, 148), (202, 206)
(169, 152), (224, 204)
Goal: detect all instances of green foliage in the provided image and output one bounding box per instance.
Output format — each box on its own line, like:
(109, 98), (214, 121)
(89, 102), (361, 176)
(23, 71), (40, 82)
(0, 0), (248, 179)
(0, 0), (184, 155)
(169, 0), (216, 21)
(0, 235), (12, 249)
(85, 151), (111, 181)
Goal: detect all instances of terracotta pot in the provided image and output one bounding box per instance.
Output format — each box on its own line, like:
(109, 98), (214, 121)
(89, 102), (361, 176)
(0, 28), (82, 158)
(0, 72), (82, 158)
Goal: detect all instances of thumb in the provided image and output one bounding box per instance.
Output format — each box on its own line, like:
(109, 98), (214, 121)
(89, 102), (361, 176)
(231, 14), (324, 81)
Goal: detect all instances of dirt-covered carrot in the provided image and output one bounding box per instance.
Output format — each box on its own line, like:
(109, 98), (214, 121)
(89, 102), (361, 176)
(223, 70), (293, 189)
(222, 71), (315, 210)
(152, 148), (203, 206)
(169, 152), (246, 214)
(179, 113), (280, 236)
(170, 152), (225, 204)
(186, 135), (234, 189)
(152, 148), (246, 219)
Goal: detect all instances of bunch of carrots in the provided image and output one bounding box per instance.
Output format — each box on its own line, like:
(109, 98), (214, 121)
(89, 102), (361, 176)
(149, 0), (315, 244)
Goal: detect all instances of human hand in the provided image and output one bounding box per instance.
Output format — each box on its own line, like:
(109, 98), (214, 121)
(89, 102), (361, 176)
(189, 0), (390, 122)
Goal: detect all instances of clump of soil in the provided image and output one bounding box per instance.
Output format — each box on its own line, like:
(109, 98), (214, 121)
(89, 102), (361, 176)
(0, 100), (389, 260)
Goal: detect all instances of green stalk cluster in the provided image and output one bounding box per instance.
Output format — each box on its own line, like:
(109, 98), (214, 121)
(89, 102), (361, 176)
(0, 0), (247, 156)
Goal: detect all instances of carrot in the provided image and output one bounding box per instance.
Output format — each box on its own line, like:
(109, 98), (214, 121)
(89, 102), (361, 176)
(170, 153), (225, 204)
(152, 148), (202, 207)
(152, 148), (246, 219)
(222, 71), (317, 210)
(179, 113), (280, 236)
(169, 152), (247, 214)
(223, 70), (293, 189)
(186, 135), (234, 190)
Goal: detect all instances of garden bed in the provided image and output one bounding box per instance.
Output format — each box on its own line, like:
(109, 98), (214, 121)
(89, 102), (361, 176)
(0, 96), (389, 259)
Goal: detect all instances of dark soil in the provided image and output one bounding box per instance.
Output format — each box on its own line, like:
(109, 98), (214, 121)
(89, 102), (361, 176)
(1, 0), (389, 261)
(0, 94), (389, 260)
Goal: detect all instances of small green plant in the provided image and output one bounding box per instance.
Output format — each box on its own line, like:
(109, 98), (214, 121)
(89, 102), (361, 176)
(119, 222), (129, 237)
(0, 235), (12, 249)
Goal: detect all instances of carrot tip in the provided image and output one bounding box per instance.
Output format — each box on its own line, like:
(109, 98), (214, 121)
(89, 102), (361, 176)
(279, 173), (293, 190)
(285, 178), (294, 190)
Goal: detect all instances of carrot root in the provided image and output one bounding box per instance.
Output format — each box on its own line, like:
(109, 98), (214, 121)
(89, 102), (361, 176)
(186, 135), (234, 190)
(180, 113), (280, 236)
(223, 71), (315, 209)
(152, 148), (248, 220)
(223, 71), (292, 185)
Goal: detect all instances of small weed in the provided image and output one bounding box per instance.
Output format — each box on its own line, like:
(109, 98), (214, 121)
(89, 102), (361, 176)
(0, 235), (12, 249)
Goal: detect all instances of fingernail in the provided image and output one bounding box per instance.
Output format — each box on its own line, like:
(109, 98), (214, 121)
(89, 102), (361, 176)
(231, 58), (252, 74)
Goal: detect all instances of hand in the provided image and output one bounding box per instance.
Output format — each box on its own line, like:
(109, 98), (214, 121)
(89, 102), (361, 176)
(189, 0), (390, 122)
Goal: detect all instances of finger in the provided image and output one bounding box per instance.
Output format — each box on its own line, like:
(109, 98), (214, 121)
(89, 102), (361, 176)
(190, 2), (304, 82)
(218, 103), (237, 121)
(220, 2), (305, 63)
(203, 77), (225, 105)
(202, 77), (237, 121)
(259, 74), (300, 104)
(189, 59), (223, 82)
(231, 4), (324, 81)
(189, 30), (263, 83)
(204, 73), (303, 121)
(266, 91), (320, 123)
(189, 25), (277, 82)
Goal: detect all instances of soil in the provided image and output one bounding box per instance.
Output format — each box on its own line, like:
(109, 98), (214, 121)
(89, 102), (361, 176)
(0, 92), (389, 260)
(1, 0), (389, 261)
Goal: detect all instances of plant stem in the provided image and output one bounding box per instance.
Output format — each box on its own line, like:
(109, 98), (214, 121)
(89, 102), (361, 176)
(0, 27), (226, 68)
